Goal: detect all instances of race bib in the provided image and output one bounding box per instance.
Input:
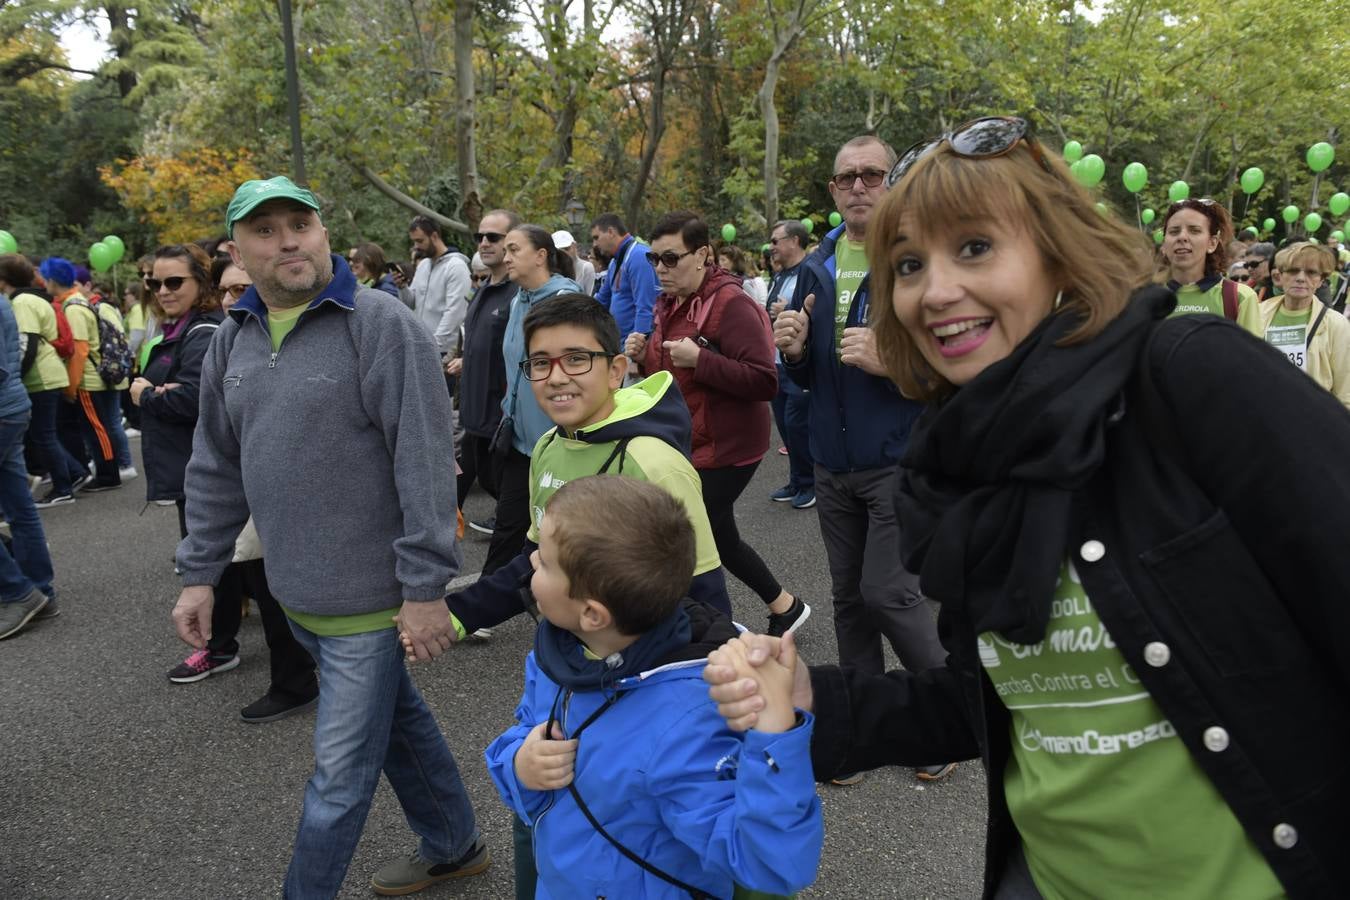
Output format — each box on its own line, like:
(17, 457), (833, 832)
(1266, 325), (1307, 370)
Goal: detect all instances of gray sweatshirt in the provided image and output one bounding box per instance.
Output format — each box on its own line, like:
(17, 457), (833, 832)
(177, 274), (460, 615)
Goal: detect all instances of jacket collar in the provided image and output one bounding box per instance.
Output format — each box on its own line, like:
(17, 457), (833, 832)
(230, 254), (357, 326)
(1166, 273), (1222, 293)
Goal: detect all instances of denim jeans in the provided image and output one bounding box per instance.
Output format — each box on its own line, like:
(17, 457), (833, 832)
(283, 622), (479, 900)
(771, 364), (813, 491)
(0, 412), (53, 602)
(106, 391), (132, 469)
(28, 390), (86, 494)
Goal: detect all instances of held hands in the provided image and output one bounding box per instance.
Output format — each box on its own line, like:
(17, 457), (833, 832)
(662, 337), (701, 368)
(445, 357), (463, 376)
(704, 632), (813, 733)
(839, 327), (887, 376)
(514, 722), (579, 791)
(130, 377), (153, 406)
(769, 297), (789, 320)
(395, 600), (456, 662)
(172, 585), (215, 649)
(773, 293), (815, 362)
(624, 331), (647, 363)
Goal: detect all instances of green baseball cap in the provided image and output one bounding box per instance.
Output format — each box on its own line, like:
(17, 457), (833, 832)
(226, 176), (320, 236)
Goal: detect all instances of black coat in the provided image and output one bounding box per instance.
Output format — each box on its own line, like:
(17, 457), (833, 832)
(138, 309), (223, 501)
(458, 277), (518, 438)
(809, 314), (1350, 898)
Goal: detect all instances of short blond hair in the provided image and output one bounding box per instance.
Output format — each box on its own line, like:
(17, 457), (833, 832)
(868, 143), (1154, 403)
(1275, 241), (1334, 276)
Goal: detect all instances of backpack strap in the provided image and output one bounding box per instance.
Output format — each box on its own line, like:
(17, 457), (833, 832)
(1220, 278), (1239, 321)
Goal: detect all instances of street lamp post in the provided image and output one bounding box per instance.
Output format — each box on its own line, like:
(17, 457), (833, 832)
(279, 0), (307, 185)
(564, 198), (587, 241)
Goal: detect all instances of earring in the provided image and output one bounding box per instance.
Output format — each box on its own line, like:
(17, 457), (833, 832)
(1054, 290), (1064, 310)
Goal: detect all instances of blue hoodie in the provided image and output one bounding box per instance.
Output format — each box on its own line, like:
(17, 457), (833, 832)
(783, 225), (922, 473)
(0, 296), (32, 419)
(486, 602), (823, 899)
(502, 273), (583, 455)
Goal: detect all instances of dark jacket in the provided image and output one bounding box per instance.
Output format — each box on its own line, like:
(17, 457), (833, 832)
(139, 308), (223, 501)
(783, 225), (921, 473)
(808, 315), (1349, 899)
(640, 266), (777, 469)
(458, 276), (518, 438)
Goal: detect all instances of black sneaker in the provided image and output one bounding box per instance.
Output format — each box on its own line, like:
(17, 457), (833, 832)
(69, 473), (92, 492)
(916, 762), (957, 782)
(239, 691), (318, 724)
(468, 517), (495, 535)
(766, 597), (811, 637)
(372, 838), (491, 896)
(167, 649), (240, 683)
(79, 478), (122, 493)
(34, 490), (75, 509)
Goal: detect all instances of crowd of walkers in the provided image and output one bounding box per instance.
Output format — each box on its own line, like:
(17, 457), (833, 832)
(4, 117), (1348, 900)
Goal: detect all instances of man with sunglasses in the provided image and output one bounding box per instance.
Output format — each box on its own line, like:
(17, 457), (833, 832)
(399, 215), (473, 367)
(774, 135), (952, 784)
(591, 212), (659, 346)
(173, 177), (488, 897)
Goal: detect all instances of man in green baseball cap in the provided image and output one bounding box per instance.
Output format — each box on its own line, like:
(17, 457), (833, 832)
(225, 176), (320, 238)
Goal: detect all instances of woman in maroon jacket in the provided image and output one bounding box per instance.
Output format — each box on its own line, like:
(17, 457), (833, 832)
(624, 211), (810, 636)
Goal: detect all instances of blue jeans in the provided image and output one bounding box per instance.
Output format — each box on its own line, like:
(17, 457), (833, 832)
(29, 390), (86, 494)
(283, 622), (480, 900)
(106, 391), (132, 468)
(771, 365), (813, 490)
(0, 413), (53, 602)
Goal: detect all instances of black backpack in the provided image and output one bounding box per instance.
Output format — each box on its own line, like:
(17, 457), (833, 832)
(69, 298), (135, 387)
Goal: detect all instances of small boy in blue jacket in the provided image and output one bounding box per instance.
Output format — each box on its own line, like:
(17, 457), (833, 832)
(484, 475), (822, 899)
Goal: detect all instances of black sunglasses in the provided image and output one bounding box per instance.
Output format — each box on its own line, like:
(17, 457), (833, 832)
(645, 249), (696, 269)
(474, 231), (505, 244)
(519, 351), (614, 381)
(887, 116), (1049, 188)
(831, 169), (888, 191)
(144, 276), (191, 292)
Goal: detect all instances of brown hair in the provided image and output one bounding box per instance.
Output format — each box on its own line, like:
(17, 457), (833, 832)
(868, 142), (1153, 403)
(349, 242), (389, 279)
(152, 244), (221, 313)
(0, 254), (35, 289)
(546, 476), (695, 635)
(1162, 199), (1233, 279)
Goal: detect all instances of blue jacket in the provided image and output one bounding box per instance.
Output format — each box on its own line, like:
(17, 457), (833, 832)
(485, 608), (822, 900)
(501, 274), (583, 455)
(0, 297), (32, 419)
(596, 234), (660, 337)
(783, 225), (922, 473)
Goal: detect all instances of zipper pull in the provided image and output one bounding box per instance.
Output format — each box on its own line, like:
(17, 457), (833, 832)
(269, 352), (278, 369)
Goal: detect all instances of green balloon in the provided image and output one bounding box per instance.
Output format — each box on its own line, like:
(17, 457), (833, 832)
(1307, 142), (1335, 174)
(1167, 181), (1190, 202)
(720, 223), (736, 243)
(0, 230), (15, 254)
(1263, 218), (1276, 233)
(1071, 154), (1105, 188)
(761, 243), (770, 253)
(88, 241), (114, 273)
(1333, 231), (1345, 242)
(828, 211), (842, 228)
(801, 217), (814, 235)
(1063, 141), (1083, 164)
(1141, 208), (1155, 225)
(102, 235), (125, 264)
(1121, 162), (1147, 194)
(1239, 167), (1265, 195)
(1304, 213), (1324, 232)
(1329, 193), (1350, 217)
(1153, 229), (1164, 245)
(1282, 205), (1300, 224)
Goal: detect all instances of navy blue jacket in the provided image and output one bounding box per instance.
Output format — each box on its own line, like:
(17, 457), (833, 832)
(783, 225), (921, 473)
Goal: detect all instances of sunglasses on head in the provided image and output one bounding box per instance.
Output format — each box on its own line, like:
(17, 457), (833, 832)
(144, 276), (190, 292)
(475, 231), (505, 244)
(886, 116), (1049, 188)
(645, 249), (696, 269)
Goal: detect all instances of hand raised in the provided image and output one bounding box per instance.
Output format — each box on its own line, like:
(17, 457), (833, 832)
(773, 293), (815, 362)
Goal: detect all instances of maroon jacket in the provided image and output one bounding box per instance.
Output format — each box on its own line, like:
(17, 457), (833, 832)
(642, 267), (777, 469)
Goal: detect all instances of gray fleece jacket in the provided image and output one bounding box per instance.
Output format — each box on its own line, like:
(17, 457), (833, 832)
(176, 256), (460, 615)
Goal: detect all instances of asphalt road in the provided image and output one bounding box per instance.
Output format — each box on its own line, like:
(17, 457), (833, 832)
(0, 435), (986, 899)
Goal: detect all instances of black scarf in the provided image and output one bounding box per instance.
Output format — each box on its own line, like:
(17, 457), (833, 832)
(896, 286), (1175, 644)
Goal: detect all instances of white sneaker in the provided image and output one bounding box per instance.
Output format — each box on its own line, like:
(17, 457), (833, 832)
(120, 466), (138, 480)
(469, 628), (493, 640)
(124, 428), (141, 439)
(154, 499), (177, 507)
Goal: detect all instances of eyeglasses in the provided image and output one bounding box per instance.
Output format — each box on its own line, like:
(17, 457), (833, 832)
(222, 284), (250, 299)
(1283, 267), (1325, 278)
(474, 231), (505, 244)
(887, 116), (1049, 188)
(645, 249), (696, 269)
(519, 350), (614, 381)
(144, 276), (191, 293)
(830, 169), (888, 191)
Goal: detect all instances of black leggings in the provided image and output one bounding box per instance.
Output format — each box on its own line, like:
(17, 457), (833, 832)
(698, 462), (782, 606)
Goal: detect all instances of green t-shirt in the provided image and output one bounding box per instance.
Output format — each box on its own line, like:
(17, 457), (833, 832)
(63, 295), (106, 392)
(1169, 279), (1263, 338)
(525, 375), (721, 579)
(833, 238), (869, 358)
(139, 333), (163, 374)
(267, 301), (308, 352)
(1265, 304), (1312, 370)
(11, 292), (69, 392)
(980, 560), (1284, 900)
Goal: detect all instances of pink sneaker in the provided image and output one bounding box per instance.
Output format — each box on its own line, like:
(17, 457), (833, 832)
(167, 648), (241, 684)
